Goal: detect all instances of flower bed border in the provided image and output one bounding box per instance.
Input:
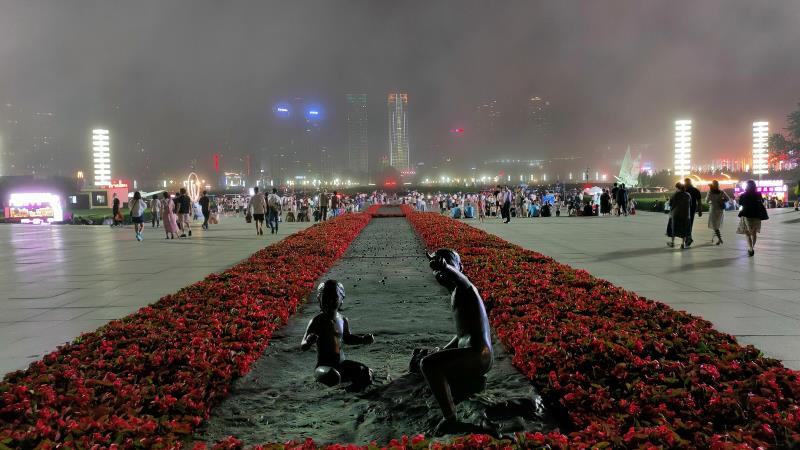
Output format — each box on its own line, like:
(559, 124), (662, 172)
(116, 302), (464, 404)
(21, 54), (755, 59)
(0, 214), (372, 449)
(405, 211), (800, 449)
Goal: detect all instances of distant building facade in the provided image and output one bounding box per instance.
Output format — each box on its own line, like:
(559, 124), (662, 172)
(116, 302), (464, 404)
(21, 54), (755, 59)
(527, 96), (552, 139)
(388, 93), (410, 171)
(345, 94), (369, 177)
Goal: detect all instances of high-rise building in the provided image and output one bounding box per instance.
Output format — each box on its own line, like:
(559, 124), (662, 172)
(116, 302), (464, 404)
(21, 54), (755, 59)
(527, 96), (552, 138)
(346, 94), (369, 177)
(474, 100), (501, 151)
(388, 93), (410, 171)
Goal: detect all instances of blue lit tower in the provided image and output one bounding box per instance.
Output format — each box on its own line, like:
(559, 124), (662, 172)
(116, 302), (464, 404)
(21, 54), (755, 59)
(388, 93), (410, 171)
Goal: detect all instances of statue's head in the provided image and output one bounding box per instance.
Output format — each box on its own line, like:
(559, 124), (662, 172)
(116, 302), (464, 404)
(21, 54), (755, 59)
(317, 279), (345, 312)
(427, 248), (462, 289)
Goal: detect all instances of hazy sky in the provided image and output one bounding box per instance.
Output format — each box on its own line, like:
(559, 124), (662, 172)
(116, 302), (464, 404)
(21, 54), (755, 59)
(2, 0), (799, 176)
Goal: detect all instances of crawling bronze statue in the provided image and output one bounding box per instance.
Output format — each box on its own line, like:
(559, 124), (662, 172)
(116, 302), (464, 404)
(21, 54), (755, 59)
(301, 280), (375, 392)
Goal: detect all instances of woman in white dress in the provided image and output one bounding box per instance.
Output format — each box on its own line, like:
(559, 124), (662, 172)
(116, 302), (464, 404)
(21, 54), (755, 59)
(705, 180), (730, 245)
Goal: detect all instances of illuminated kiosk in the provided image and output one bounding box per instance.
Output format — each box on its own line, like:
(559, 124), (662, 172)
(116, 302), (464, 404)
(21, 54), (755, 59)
(735, 179), (788, 203)
(68, 179), (130, 211)
(674, 120), (692, 177)
(4, 193), (64, 224)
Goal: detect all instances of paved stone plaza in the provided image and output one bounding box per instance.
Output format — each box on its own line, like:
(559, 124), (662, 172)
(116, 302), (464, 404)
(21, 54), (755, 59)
(0, 218), (311, 375)
(471, 208), (800, 370)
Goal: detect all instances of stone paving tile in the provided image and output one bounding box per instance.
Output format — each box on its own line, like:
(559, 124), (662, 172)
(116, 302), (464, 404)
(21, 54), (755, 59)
(471, 208), (800, 367)
(0, 219), (312, 376)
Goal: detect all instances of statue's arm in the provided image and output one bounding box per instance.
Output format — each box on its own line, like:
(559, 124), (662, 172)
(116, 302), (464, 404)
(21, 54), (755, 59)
(342, 317), (374, 345)
(300, 318), (318, 351)
(443, 335), (459, 350)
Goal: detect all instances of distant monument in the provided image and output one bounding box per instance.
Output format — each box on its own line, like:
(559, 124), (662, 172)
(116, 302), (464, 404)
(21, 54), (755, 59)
(615, 146), (641, 187)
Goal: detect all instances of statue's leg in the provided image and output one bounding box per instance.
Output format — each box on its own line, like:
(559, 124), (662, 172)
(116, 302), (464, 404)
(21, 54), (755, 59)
(338, 360), (372, 391)
(314, 366), (342, 387)
(419, 348), (489, 420)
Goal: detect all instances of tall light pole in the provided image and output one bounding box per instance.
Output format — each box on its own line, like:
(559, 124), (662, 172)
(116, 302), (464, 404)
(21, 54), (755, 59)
(752, 121), (769, 180)
(674, 120), (692, 178)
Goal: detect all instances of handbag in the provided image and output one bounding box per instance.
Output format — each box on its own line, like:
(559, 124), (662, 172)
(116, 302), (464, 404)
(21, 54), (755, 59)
(736, 217), (747, 234)
(245, 213), (252, 223)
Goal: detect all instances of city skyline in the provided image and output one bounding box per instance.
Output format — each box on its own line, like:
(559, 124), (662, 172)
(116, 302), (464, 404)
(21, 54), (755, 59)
(1, 0), (799, 185)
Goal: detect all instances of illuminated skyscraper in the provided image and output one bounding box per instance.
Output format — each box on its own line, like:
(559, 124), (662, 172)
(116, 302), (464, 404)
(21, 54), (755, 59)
(388, 93), (410, 171)
(346, 94), (369, 176)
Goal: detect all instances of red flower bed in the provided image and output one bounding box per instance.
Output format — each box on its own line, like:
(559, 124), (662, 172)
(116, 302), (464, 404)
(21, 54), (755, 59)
(210, 432), (567, 449)
(405, 211), (800, 449)
(0, 214), (372, 449)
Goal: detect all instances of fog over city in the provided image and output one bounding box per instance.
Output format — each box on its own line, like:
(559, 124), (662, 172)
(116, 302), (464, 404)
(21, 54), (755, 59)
(1, 0), (800, 180)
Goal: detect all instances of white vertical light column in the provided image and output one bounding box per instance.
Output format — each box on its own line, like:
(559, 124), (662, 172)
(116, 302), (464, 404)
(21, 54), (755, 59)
(674, 120), (692, 177)
(92, 129), (111, 187)
(752, 121), (769, 176)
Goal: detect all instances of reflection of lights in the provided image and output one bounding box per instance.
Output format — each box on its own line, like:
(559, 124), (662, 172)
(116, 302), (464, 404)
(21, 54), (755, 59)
(752, 121), (769, 175)
(674, 119), (692, 177)
(277, 107), (289, 113)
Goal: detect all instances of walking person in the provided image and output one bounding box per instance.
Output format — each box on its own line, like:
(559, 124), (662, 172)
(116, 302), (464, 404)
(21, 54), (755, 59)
(320, 190), (329, 221)
(477, 192), (486, 223)
(150, 194), (161, 228)
(501, 186), (512, 223)
(161, 192), (178, 239)
(610, 183), (619, 216)
(737, 179), (769, 257)
(177, 188), (192, 238)
(706, 180), (730, 245)
(267, 188), (281, 234)
(666, 183), (692, 249)
(199, 191), (211, 230)
(129, 191), (147, 241)
(248, 186), (267, 235)
(683, 178), (702, 247)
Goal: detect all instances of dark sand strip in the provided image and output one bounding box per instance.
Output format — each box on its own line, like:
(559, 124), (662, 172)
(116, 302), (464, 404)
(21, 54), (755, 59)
(197, 217), (557, 445)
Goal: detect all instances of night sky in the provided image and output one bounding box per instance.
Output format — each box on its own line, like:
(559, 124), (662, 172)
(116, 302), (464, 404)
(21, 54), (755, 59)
(1, 0), (799, 178)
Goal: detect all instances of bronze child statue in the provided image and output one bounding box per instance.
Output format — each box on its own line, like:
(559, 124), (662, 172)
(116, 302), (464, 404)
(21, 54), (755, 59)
(301, 280), (375, 392)
(411, 248), (494, 435)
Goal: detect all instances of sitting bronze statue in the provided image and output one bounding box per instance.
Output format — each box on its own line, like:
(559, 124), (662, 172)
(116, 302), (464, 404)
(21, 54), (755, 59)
(413, 249), (494, 435)
(301, 280), (375, 392)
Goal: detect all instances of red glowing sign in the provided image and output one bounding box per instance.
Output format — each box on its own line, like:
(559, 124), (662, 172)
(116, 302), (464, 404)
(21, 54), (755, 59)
(213, 153), (220, 172)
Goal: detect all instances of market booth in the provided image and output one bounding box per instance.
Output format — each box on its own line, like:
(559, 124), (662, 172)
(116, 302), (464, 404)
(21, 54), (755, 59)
(734, 179), (788, 204)
(3, 192), (64, 224)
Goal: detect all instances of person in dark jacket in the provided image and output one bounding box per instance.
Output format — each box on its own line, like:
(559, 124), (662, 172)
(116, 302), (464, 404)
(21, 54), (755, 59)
(667, 182), (692, 249)
(738, 179), (769, 257)
(683, 178), (702, 247)
(199, 191), (210, 230)
(616, 184), (629, 216)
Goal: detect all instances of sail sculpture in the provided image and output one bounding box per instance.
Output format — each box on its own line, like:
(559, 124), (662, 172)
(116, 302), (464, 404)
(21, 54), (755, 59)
(615, 146), (642, 187)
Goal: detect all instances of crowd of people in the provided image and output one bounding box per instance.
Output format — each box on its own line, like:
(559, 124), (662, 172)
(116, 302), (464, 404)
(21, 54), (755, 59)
(399, 183), (639, 224)
(110, 188), (396, 240)
(665, 177), (769, 256)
